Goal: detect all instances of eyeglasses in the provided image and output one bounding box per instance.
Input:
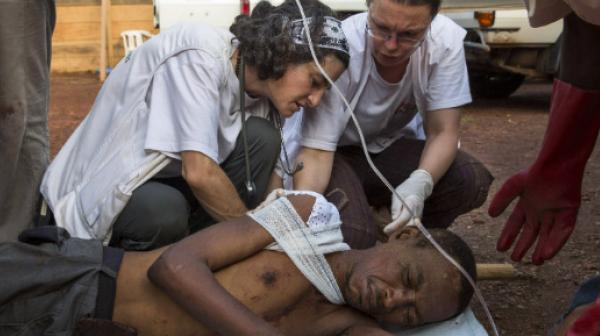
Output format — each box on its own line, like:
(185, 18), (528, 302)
(366, 14), (429, 47)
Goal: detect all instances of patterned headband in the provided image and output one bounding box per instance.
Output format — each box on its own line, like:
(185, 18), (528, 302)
(289, 16), (349, 55)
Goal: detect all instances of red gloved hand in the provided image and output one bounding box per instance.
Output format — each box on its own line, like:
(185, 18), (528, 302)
(489, 80), (600, 264)
(567, 297), (600, 336)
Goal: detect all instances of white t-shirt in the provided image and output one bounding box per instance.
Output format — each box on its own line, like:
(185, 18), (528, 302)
(301, 13), (471, 153)
(41, 23), (270, 242)
(274, 110), (304, 190)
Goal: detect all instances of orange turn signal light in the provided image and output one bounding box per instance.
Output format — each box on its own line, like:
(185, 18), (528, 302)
(474, 11), (495, 28)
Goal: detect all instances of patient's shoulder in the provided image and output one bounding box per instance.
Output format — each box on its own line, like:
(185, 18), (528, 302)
(286, 194), (316, 222)
(274, 289), (373, 336)
(313, 305), (381, 336)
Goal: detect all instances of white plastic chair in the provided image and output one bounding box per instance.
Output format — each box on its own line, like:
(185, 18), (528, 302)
(120, 30), (153, 56)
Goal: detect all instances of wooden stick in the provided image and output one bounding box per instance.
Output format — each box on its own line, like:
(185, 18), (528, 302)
(107, 0), (114, 68)
(99, 0), (108, 81)
(477, 263), (517, 280)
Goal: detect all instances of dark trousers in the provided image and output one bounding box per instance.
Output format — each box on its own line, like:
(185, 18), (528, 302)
(328, 138), (493, 249)
(0, 0), (56, 241)
(109, 117), (281, 251)
(559, 13), (600, 90)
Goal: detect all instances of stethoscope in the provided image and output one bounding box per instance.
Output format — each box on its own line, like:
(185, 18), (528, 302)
(237, 54), (302, 206)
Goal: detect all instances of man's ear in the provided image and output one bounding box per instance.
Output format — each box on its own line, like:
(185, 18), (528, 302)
(388, 226), (420, 242)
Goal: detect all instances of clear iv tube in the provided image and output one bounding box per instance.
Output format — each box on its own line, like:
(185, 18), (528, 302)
(292, 1), (499, 335)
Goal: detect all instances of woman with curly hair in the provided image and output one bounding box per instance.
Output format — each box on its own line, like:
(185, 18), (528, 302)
(40, 0), (349, 250)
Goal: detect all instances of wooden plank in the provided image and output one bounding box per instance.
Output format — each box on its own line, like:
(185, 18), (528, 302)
(52, 55), (101, 72)
(52, 3), (155, 72)
(100, 0), (109, 81)
(57, 0), (152, 6)
(112, 0), (152, 4)
(53, 22), (102, 42)
(54, 6), (154, 41)
(56, 6), (101, 23)
(53, 41), (100, 54)
(111, 4), (154, 21)
(52, 40), (131, 70)
(107, 1), (114, 68)
(111, 21), (156, 36)
(56, 5), (153, 24)
(52, 41), (101, 72)
(477, 263), (517, 280)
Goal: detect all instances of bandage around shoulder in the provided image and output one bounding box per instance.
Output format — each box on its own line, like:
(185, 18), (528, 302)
(248, 191), (349, 304)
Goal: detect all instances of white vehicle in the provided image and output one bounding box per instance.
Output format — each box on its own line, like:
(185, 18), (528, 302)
(153, 0), (561, 98)
(153, 0), (367, 30)
(441, 0), (562, 98)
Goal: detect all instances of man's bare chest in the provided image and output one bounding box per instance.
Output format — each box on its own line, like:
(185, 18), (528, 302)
(218, 251), (349, 335)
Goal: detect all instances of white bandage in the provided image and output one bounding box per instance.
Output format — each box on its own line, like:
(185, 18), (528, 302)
(248, 191), (349, 304)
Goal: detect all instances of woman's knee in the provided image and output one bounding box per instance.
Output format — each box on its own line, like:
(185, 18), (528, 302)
(423, 152), (493, 228)
(111, 182), (190, 250)
(245, 117), (281, 160)
(456, 151), (494, 209)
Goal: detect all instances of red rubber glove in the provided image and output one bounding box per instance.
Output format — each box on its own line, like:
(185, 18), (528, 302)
(489, 80), (600, 264)
(567, 297), (600, 336)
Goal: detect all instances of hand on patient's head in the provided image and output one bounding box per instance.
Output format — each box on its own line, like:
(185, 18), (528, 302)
(343, 227), (476, 328)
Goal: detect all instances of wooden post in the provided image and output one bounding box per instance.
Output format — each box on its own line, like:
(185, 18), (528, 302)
(107, 1), (114, 68)
(477, 263), (517, 280)
(99, 0), (109, 81)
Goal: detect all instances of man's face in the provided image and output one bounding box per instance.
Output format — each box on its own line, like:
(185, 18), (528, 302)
(342, 229), (462, 327)
(367, 0), (431, 67)
(266, 54), (346, 118)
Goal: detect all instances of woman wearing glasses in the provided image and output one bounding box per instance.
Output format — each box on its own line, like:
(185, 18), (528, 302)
(291, 0), (493, 247)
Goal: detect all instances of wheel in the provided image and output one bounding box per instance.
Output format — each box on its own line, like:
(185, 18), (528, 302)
(469, 72), (525, 99)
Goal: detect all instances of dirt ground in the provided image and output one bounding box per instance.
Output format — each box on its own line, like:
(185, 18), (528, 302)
(49, 73), (600, 335)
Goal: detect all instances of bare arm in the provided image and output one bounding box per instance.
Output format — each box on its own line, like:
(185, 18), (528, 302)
(148, 194), (316, 336)
(293, 147), (335, 193)
(338, 325), (393, 336)
(266, 170), (283, 194)
(334, 313), (391, 336)
(181, 150), (247, 221)
(420, 107), (461, 183)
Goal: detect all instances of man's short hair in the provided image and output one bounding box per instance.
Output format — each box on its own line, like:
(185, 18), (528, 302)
(414, 228), (477, 316)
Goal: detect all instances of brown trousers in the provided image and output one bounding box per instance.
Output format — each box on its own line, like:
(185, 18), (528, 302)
(329, 138), (493, 249)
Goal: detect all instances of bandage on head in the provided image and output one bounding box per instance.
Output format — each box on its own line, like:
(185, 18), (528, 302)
(289, 16), (350, 56)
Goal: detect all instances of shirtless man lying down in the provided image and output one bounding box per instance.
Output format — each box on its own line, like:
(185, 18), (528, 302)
(0, 191), (476, 336)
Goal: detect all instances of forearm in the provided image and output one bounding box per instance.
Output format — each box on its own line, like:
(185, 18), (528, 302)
(419, 131), (458, 184)
(149, 249), (281, 335)
(182, 151), (248, 221)
(147, 196), (315, 335)
(420, 108), (461, 184)
(190, 169), (247, 221)
(266, 171), (283, 194)
(339, 325), (392, 336)
(293, 147), (334, 193)
(147, 215), (280, 335)
(534, 87), (600, 169)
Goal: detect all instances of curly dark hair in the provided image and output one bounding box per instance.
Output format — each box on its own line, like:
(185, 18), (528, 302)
(414, 228), (477, 317)
(366, 0), (441, 18)
(230, 0), (350, 80)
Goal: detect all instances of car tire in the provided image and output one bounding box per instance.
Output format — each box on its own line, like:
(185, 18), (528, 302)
(469, 72), (525, 99)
